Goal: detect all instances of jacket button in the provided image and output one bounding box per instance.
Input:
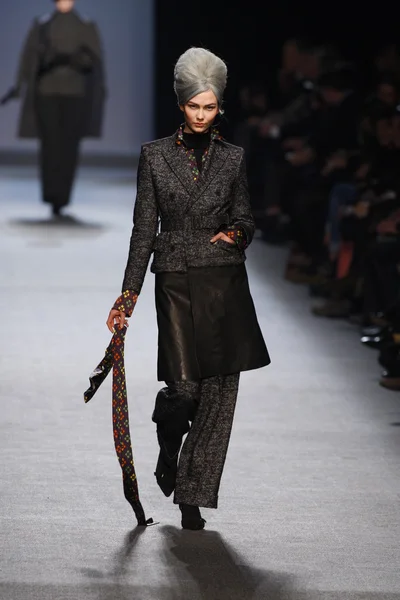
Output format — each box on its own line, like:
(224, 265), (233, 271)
(216, 189), (221, 196)
(170, 244), (175, 252)
(169, 192), (175, 200)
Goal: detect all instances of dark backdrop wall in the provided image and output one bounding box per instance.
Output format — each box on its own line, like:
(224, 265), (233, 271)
(0, 0), (154, 159)
(155, 0), (398, 140)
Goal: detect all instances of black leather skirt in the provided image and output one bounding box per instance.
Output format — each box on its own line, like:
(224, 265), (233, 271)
(155, 264), (270, 382)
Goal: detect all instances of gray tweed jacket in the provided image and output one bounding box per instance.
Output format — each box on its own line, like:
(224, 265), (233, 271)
(122, 131), (255, 294)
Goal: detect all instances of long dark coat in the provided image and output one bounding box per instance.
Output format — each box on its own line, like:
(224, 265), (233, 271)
(122, 130), (270, 381)
(15, 11), (105, 139)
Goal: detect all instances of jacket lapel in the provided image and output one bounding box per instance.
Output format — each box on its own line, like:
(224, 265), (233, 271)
(161, 136), (197, 197)
(160, 134), (231, 213)
(184, 141), (230, 212)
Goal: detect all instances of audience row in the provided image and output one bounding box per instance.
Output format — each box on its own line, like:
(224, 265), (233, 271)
(234, 38), (400, 391)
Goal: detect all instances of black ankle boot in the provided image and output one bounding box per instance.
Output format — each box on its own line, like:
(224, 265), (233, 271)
(153, 440), (178, 497)
(152, 387), (191, 497)
(179, 503), (206, 530)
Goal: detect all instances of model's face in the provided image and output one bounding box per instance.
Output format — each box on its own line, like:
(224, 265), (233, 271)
(55, 0), (75, 13)
(180, 89), (219, 134)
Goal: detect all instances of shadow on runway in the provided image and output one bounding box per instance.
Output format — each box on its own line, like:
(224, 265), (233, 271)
(5, 215), (108, 246)
(1, 525), (397, 600)
(73, 524), (400, 600)
(160, 524), (297, 599)
(77, 524), (295, 600)
(9, 215), (106, 230)
(80, 526), (148, 582)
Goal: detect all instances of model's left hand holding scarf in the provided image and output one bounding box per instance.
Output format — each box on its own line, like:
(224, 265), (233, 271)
(84, 290), (153, 526)
(112, 289), (138, 319)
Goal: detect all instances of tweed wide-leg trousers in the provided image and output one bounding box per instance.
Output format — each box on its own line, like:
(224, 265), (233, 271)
(163, 373), (240, 509)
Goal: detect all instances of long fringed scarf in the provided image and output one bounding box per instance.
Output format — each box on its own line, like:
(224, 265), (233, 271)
(84, 305), (153, 526)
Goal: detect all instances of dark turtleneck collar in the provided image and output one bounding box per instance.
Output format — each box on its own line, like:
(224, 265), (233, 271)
(175, 124), (224, 148)
(182, 128), (211, 150)
(52, 9), (78, 20)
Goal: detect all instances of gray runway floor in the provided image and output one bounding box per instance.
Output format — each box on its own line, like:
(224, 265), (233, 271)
(1, 166), (400, 600)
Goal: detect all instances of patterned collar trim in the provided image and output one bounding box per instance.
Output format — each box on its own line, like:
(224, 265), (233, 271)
(175, 124), (222, 182)
(174, 125), (225, 182)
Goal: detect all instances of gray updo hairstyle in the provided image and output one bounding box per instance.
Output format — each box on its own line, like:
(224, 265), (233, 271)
(173, 47), (228, 108)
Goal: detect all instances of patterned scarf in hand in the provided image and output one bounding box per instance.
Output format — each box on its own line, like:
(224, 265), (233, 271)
(84, 291), (153, 526)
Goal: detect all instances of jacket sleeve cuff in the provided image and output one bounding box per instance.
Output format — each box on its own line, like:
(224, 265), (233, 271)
(112, 290), (138, 317)
(221, 225), (248, 250)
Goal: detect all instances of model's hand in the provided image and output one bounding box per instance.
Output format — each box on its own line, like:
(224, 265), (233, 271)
(210, 232), (235, 245)
(107, 290), (138, 332)
(106, 309), (129, 333)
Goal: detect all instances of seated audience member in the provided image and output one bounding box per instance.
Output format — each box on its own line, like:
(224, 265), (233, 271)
(263, 41), (400, 391)
(360, 74), (399, 154)
(276, 37), (303, 107)
(232, 41), (323, 230)
(231, 81), (271, 217)
(374, 298), (400, 390)
(252, 45), (338, 242)
(371, 42), (400, 87)
(312, 106), (400, 318)
(233, 81), (270, 150)
(258, 42), (326, 139)
(278, 66), (362, 280)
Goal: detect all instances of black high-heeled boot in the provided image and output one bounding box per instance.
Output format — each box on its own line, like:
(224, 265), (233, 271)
(152, 387), (193, 496)
(179, 503), (206, 530)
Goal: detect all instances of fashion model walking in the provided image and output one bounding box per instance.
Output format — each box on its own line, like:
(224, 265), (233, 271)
(1, 0), (106, 217)
(106, 47), (270, 530)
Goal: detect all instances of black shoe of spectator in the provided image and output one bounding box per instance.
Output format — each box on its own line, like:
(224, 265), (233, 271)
(361, 325), (393, 349)
(348, 313), (368, 326)
(285, 264), (329, 286)
(361, 325), (387, 336)
(309, 280), (334, 298)
(369, 312), (390, 327)
(312, 299), (351, 318)
(379, 371), (400, 391)
(378, 340), (400, 371)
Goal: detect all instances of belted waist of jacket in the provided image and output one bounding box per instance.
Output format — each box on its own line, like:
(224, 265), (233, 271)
(160, 213), (230, 232)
